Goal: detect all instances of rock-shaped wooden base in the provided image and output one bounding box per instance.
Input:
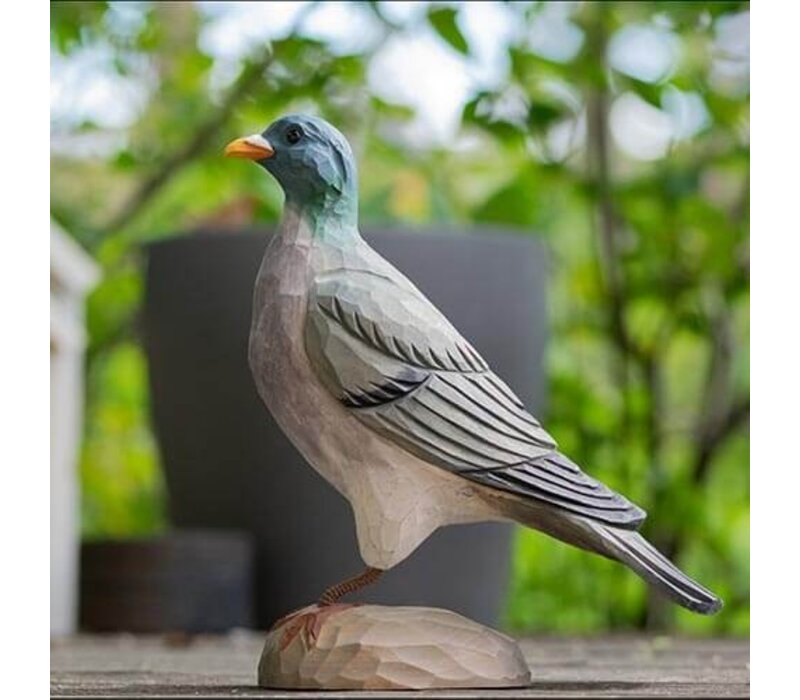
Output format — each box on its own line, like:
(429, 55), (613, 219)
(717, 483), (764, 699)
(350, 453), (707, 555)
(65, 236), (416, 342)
(258, 604), (530, 690)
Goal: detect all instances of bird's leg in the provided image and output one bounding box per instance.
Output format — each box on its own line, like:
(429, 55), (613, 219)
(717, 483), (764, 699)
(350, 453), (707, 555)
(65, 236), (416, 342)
(318, 567), (383, 606)
(271, 568), (383, 648)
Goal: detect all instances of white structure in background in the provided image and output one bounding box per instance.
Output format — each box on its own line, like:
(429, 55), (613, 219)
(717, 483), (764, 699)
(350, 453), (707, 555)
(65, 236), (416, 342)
(51, 220), (100, 636)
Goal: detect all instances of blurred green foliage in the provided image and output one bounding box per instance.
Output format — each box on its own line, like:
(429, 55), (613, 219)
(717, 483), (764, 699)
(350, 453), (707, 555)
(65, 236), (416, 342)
(51, 1), (748, 633)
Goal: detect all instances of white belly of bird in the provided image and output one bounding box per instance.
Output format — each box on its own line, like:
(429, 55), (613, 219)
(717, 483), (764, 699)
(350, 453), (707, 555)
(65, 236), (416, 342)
(248, 238), (501, 570)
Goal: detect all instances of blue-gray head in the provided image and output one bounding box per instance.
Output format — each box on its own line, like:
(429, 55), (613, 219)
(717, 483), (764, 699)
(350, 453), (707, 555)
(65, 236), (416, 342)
(225, 114), (358, 224)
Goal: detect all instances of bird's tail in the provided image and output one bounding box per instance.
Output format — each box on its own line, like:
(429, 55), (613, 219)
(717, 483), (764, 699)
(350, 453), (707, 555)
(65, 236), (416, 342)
(594, 524), (723, 615)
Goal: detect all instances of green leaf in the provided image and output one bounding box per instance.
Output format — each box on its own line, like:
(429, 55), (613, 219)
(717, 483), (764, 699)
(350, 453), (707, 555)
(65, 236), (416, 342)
(528, 101), (564, 130)
(427, 7), (469, 55)
(473, 170), (540, 228)
(370, 96), (415, 120)
(626, 78), (663, 109)
(112, 150), (137, 171)
(50, 1), (109, 54)
(462, 91), (526, 145)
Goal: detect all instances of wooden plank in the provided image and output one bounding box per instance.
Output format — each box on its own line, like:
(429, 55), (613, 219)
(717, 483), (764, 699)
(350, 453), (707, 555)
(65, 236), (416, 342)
(50, 632), (749, 698)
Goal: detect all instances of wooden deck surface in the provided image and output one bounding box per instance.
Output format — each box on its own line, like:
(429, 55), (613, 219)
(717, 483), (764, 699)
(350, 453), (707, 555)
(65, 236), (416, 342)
(51, 632), (749, 698)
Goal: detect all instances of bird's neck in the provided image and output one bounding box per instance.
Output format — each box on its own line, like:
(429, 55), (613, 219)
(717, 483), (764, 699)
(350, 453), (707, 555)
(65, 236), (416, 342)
(284, 190), (360, 247)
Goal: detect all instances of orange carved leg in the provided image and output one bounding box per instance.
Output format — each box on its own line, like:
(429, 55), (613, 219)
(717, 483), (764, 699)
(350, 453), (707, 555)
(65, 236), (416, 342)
(318, 567), (383, 606)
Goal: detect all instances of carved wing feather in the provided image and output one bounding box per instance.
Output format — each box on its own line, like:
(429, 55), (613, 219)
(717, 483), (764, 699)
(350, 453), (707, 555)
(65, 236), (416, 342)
(305, 271), (645, 528)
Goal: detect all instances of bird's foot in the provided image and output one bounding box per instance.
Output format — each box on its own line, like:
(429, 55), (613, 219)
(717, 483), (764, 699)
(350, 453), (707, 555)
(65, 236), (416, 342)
(271, 603), (357, 651)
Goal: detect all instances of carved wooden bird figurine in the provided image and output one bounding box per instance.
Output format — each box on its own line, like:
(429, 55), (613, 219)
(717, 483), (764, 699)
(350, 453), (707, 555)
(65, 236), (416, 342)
(225, 115), (722, 614)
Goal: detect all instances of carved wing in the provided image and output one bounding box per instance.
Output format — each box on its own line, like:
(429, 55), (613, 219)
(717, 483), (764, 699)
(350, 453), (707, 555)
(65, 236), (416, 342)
(305, 270), (645, 528)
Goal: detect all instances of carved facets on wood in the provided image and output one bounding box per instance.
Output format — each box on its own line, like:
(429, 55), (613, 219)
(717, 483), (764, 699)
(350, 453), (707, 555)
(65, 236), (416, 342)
(258, 604), (531, 690)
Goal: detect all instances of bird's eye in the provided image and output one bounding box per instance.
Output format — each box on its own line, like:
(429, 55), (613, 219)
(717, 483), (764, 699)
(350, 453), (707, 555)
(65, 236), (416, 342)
(286, 126), (303, 145)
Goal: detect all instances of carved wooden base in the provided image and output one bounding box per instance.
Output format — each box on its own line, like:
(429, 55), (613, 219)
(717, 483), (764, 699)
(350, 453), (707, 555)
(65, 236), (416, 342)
(257, 604), (531, 690)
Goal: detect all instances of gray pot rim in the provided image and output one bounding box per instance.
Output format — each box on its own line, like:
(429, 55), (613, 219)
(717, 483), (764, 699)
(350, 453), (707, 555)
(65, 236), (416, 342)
(143, 224), (544, 253)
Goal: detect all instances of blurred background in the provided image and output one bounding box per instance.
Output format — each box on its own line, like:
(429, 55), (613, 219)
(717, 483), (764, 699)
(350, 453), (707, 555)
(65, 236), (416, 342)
(50, 1), (749, 638)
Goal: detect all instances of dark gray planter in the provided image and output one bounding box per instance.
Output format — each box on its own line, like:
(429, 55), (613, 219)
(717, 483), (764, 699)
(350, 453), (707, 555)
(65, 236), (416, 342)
(143, 227), (547, 628)
(79, 530), (255, 633)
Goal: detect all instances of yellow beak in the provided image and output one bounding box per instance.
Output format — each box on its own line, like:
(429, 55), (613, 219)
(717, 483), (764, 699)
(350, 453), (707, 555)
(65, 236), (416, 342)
(224, 134), (275, 160)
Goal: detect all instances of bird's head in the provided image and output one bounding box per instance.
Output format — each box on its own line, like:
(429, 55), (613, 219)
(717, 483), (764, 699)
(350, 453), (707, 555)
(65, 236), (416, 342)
(225, 114), (357, 211)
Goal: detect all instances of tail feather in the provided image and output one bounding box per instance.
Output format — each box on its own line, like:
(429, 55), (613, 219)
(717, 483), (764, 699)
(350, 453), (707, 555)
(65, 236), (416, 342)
(600, 526), (723, 615)
(494, 490), (723, 615)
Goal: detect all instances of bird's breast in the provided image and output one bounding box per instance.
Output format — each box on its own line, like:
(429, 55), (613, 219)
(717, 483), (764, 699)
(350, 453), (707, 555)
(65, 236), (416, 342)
(247, 237), (355, 496)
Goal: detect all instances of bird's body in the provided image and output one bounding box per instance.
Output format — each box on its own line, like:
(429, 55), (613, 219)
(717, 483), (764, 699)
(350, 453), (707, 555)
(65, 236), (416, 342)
(249, 203), (500, 568)
(229, 114), (722, 615)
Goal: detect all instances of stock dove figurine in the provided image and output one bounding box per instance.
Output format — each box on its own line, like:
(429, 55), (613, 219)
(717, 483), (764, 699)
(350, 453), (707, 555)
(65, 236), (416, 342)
(225, 114), (721, 615)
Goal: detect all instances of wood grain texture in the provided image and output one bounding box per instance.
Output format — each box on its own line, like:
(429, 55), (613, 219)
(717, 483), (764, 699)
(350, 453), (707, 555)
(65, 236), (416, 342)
(50, 632), (749, 698)
(257, 604), (530, 690)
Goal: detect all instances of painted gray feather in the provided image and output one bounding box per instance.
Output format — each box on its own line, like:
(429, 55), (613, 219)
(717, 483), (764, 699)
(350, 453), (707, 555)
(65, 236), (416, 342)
(305, 271), (645, 528)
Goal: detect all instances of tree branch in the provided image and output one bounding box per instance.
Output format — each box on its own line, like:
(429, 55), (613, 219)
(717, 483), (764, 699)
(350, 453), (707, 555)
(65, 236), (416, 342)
(657, 303), (747, 565)
(584, 8), (649, 371)
(100, 0), (326, 238)
(690, 292), (751, 485)
(101, 0), (326, 237)
(103, 48), (276, 235)
(693, 395), (749, 484)
(586, 88), (634, 359)
(694, 299), (734, 447)
(657, 392), (748, 569)
(584, 7), (668, 629)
